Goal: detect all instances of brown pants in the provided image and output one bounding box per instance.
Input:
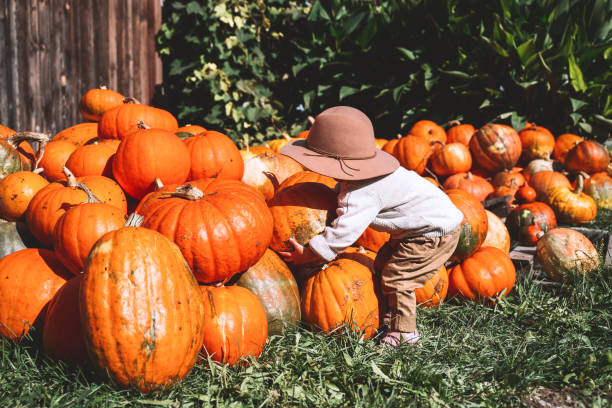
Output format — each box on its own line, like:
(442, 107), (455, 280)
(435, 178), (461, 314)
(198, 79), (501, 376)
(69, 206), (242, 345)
(374, 227), (461, 332)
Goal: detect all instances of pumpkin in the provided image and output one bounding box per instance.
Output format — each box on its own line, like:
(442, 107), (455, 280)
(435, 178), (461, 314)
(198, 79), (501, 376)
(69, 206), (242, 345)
(0, 219), (40, 259)
(442, 172), (494, 202)
(545, 174), (597, 224)
(199, 285), (268, 366)
(239, 144), (275, 160)
(448, 246), (516, 302)
(301, 254), (379, 339)
(492, 169), (525, 188)
(79, 86), (125, 122)
(97, 98), (179, 140)
(354, 227), (390, 252)
(488, 179), (519, 208)
(65, 139), (120, 178)
(564, 140), (610, 174)
(81, 225), (205, 393)
(482, 210), (510, 253)
(235, 249), (300, 335)
(53, 123), (99, 147)
(53, 200), (125, 275)
(25, 167), (125, 247)
(266, 134), (296, 152)
(137, 179), (273, 284)
(469, 124), (522, 172)
(430, 142), (472, 176)
(518, 124), (555, 161)
(0, 124), (15, 137)
(523, 157), (563, 182)
(76, 174), (127, 214)
(176, 124), (207, 139)
(536, 228), (599, 281)
(583, 172), (612, 209)
(529, 171), (571, 201)
(38, 140), (78, 181)
(0, 137), (31, 180)
(409, 120), (447, 144)
(392, 135), (434, 175)
(112, 127), (191, 200)
(505, 202), (557, 245)
(184, 130), (244, 181)
(553, 133), (583, 163)
(241, 151), (304, 201)
(516, 184), (536, 203)
(276, 170), (338, 191)
(446, 189), (488, 261)
(0, 248), (70, 340)
(42, 275), (88, 365)
(1, 132), (49, 171)
(382, 136), (401, 155)
(268, 178), (338, 261)
(446, 121), (476, 146)
(414, 265), (449, 307)
(0, 171), (49, 221)
(374, 138), (388, 149)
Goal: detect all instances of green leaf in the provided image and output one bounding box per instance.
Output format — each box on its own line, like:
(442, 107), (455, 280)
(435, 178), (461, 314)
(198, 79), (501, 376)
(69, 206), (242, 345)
(438, 70), (473, 80)
(392, 85), (404, 102)
(396, 47), (416, 61)
(308, 1), (331, 22)
(593, 114), (612, 130)
(356, 18), (377, 49)
(185, 1), (204, 15)
(516, 39), (536, 65)
(339, 86), (359, 100)
(568, 54), (587, 92)
(343, 11), (367, 36)
(569, 98), (587, 112)
(371, 362), (393, 383)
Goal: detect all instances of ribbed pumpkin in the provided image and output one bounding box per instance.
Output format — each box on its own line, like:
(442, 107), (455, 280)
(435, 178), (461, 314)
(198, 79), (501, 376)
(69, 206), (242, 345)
(564, 140), (610, 174)
(442, 172), (494, 201)
(536, 228), (599, 282)
(583, 172), (612, 209)
(268, 178), (338, 260)
(241, 151), (304, 201)
(38, 140), (78, 181)
(199, 285), (268, 366)
(482, 210), (510, 253)
(42, 275), (88, 365)
(239, 144), (275, 160)
(79, 87), (125, 122)
(469, 124), (522, 172)
(448, 246), (516, 302)
(236, 249), (300, 335)
(392, 135), (434, 175)
(415, 265), (449, 308)
(545, 174), (597, 224)
(446, 121), (476, 145)
(0, 248), (70, 340)
(53, 123), (99, 147)
(506, 202), (557, 245)
(53, 200), (125, 275)
(0, 171), (49, 221)
(137, 179), (273, 284)
(553, 133), (583, 163)
(430, 142), (472, 176)
(409, 120), (447, 144)
(25, 168), (126, 247)
(354, 227), (390, 252)
(76, 174), (127, 214)
(0, 219), (39, 259)
(382, 136), (401, 155)
(492, 169), (525, 188)
(0, 124), (15, 137)
(446, 189), (488, 261)
(81, 225), (205, 393)
(529, 170), (571, 201)
(518, 124), (555, 161)
(97, 99), (179, 140)
(184, 130), (244, 181)
(301, 253), (379, 339)
(276, 170), (338, 191)
(65, 139), (120, 178)
(112, 128), (191, 200)
(266, 134), (296, 152)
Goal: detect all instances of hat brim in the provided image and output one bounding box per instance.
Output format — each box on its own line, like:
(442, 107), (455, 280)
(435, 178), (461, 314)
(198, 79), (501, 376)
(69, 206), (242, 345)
(280, 139), (400, 180)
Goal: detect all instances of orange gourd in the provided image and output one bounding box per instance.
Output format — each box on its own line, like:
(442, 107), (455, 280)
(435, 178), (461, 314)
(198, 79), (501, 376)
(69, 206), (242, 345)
(0, 171), (49, 221)
(482, 210), (510, 253)
(430, 142), (472, 176)
(415, 265), (449, 307)
(564, 140), (610, 175)
(518, 124), (555, 161)
(446, 121), (476, 145)
(53, 123), (99, 147)
(553, 133), (583, 163)
(545, 174), (597, 224)
(38, 140), (78, 181)
(392, 135), (434, 175)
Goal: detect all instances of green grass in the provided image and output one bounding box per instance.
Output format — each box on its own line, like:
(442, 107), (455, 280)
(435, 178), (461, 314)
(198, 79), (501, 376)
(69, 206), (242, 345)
(1, 213), (611, 407)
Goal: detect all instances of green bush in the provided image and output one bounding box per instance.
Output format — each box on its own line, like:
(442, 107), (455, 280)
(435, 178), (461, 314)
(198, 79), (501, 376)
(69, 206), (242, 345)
(156, 0), (612, 145)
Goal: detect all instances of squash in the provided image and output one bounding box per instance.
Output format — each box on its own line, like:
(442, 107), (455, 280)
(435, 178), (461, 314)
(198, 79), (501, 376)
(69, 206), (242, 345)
(469, 124), (522, 172)
(446, 189), (488, 261)
(536, 228), (599, 281)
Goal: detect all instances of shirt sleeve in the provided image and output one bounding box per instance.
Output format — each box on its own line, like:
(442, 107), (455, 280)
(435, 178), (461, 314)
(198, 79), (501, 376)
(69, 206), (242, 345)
(308, 187), (381, 261)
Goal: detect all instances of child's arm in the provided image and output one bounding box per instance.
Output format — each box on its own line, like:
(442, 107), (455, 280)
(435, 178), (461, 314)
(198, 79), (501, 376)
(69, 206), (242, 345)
(278, 238), (323, 264)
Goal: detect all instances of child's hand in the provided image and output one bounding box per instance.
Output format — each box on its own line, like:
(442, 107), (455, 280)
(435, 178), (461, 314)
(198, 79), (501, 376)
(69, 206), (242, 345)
(278, 238), (319, 264)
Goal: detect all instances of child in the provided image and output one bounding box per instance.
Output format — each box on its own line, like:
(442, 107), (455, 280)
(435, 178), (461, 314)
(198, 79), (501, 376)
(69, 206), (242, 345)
(278, 106), (463, 347)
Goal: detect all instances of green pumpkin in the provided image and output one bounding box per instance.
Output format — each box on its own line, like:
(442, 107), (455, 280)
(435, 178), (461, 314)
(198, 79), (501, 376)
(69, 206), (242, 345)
(0, 219), (40, 259)
(0, 138), (30, 180)
(235, 249), (300, 335)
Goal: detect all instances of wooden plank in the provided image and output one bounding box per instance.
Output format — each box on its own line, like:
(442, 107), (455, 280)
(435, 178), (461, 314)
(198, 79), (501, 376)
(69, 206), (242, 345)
(0, 4), (9, 125)
(509, 245), (536, 263)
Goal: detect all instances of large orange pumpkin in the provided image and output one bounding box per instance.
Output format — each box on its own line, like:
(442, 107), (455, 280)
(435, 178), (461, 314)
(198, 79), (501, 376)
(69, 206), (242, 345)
(199, 285), (268, 366)
(241, 152), (304, 201)
(81, 225), (205, 393)
(536, 228), (599, 281)
(236, 249), (301, 335)
(112, 128), (191, 200)
(354, 227), (390, 252)
(545, 174), (597, 224)
(97, 99), (179, 140)
(529, 170), (571, 201)
(276, 170), (338, 191)
(184, 130), (244, 181)
(65, 139), (121, 178)
(0, 171), (49, 221)
(137, 179), (273, 284)
(79, 87), (125, 122)
(446, 189), (488, 261)
(553, 133), (583, 163)
(53, 123), (99, 147)
(482, 210), (510, 253)
(442, 172), (494, 202)
(469, 124), (522, 172)
(505, 202), (557, 245)
(38, 140), (78, 182)
(0, 248), (70, 340)
(430, 142), (472, 176)
(583, 172), (612, 209)
(448, 246), (516, 302)
(392, 135), (434, 175)
(564, 140), (610, 174)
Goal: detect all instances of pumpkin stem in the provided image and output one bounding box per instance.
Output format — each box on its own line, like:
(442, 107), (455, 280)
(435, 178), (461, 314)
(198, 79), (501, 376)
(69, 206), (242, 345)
(263, 171), (280, 195)
(466, 171), (473, 180)
(6, 132), (50, 148)
(99, 84), (108, 89)
(76, 182), (102, 203)
(424, 167), (439, 183)
(62, 166), (78, 188)
(281, 132), (292, 141)
(574, 174), (584, 195)
(137, 121), (150, 130)
(160, 184), (204, 201)
(396, 133), (402, 139)
(33, 167), (44, 174)
(448, 120), (461, 128)
(535, 230), (545, 240)
(123, 97), (140, 104)
(124, 213), (145, 227)
(430, 140), (444, 149)
(153, 178), (164, 190)
(307, 116), (315, 126)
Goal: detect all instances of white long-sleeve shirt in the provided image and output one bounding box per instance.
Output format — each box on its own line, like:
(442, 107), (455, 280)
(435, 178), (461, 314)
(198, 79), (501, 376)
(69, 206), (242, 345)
(308, 166), (464, 261)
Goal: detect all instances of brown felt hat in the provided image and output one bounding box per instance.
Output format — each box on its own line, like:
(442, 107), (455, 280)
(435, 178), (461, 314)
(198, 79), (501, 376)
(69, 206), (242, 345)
(280, 106), (399, 180)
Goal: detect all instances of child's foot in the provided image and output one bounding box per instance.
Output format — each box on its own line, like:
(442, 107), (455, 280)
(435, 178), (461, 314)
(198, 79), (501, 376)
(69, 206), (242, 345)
(380, 330), (420, 348)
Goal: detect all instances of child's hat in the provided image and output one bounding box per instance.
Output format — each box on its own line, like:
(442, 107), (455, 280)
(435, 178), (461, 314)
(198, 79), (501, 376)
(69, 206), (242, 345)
(280, 106), (399, 180)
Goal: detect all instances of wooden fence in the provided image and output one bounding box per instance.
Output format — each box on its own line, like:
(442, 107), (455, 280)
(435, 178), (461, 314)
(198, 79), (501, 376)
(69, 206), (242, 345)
(0, 0), (162, 135)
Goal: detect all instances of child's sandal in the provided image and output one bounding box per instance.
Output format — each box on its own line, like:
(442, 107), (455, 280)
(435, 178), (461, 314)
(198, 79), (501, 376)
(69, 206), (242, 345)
(380, 330), (420, 348)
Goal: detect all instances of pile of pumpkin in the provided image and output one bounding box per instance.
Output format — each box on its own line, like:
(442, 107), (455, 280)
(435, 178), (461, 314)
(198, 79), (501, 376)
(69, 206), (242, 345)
(0, 87), (609, 393)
